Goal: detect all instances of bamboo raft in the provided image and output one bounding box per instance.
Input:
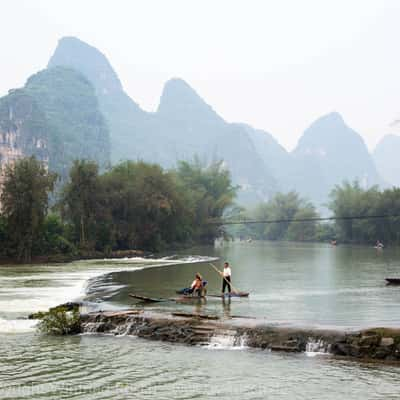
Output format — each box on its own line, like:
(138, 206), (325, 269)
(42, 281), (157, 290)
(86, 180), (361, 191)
(129, 292), (249, 303)
(129, 293), (206, 303)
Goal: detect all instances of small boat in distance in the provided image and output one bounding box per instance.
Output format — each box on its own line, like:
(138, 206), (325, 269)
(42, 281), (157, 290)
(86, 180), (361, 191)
(385, 278), (400, 285)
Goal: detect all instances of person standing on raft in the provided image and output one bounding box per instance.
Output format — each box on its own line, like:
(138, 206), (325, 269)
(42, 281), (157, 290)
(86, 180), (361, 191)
(221, 262), (232, 294)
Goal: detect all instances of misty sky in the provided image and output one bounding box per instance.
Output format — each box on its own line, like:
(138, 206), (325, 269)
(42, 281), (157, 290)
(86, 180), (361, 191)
(2, 0), (400, 151)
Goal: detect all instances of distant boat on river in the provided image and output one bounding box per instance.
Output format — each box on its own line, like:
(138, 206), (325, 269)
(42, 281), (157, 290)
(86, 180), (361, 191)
(385, 278), (400, 285)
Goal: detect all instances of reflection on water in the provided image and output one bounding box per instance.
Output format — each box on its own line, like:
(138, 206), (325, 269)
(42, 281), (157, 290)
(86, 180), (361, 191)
(93, 241), (400, 329)
(1, 242), (400, 399)
(222, 297), (232, 318)
(1, 333), (400, 400)
(2, 241), (398, 329)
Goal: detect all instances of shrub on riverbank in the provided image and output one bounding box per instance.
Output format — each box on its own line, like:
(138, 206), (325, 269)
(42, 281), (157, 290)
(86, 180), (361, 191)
(36, 305), (81, 335)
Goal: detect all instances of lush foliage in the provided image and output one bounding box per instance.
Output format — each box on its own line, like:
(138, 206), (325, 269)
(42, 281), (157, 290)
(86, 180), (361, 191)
(59, 160), (102, 249)
(59, 160), (198, 252)
(100, 161), (193, 250)
(37, 305), (81, 335)
(231, 183), (400, 245)
(174, 160), (237, 243)
(0, 157), (57, 262)
(3, 155), (399, 261)
(329, 181), (400, 244)
(231, 192), (319, 241)
(58, 159), (236, 251)
(0, 157), (235, 260)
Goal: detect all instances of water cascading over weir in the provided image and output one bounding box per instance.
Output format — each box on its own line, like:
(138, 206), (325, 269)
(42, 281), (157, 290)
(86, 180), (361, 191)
(78, 308), (400, 361)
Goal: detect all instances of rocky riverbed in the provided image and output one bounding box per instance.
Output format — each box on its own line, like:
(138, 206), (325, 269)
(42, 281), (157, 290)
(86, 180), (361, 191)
(78, 309), (400, 362)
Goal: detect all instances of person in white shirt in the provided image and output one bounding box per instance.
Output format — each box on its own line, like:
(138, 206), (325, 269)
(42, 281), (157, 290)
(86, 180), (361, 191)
(221, 262), (232, 294)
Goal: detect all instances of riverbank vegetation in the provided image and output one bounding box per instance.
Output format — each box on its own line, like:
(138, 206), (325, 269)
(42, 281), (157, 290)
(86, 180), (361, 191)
(228, 181), (400, 246)
(328, 181), (400, 245)
(227, 192), (328, 242)
(0, 157), (236, 263)
(1, 156), (399, 264)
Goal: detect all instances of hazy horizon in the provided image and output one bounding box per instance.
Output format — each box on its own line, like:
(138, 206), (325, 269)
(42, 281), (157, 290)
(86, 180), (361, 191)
(2, 0), (400, 151)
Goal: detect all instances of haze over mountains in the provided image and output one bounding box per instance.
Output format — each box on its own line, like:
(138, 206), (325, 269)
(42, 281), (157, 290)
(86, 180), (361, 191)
(0, 64), (109, 183)
(48, 37), (277, 203)
(373, 134), (400, 188)
(292, 112), (383, 204)
(0, 36), (396, 206)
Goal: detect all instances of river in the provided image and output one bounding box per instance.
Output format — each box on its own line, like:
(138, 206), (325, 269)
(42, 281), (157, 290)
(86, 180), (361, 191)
(1, 241), (400, 399)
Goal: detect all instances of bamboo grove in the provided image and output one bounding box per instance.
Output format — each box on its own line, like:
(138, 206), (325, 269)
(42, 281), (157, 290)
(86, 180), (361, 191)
(0, 157), (236, 262)
(1, 156), (400, 263)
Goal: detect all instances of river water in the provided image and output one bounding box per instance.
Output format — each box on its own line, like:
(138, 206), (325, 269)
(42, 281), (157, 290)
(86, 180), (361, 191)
(1, 241), (400, 399)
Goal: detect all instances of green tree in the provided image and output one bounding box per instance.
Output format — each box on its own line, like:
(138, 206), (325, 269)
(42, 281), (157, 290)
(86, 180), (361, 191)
(1, 156), (57, 262)
(175, 159), (237, 243)
(0, 216), (9, 256)
(377, 188), (400, 244)
(58, 159), (236, 252)
(38, 214), (77, 256)
(329, 181), (400, 245)
(250, 202), (271, 239)
(244, 191), (319, 241)
(223, 205), (252, 240)
(286, 205), (319, 241)
(315, 222), (337, 242)
(59, 160), (102, 250)
(102, 161), (191, 250)
(265, 192), (317, 240)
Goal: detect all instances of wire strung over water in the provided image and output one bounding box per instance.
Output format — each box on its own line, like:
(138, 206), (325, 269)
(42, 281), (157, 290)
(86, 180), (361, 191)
(208, 214), (400, 225)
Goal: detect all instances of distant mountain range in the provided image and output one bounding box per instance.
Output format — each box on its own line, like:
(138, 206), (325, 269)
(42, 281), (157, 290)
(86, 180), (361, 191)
(292, 112), (382, 204)
(48, 37), (277, 203)
(0, 65), (109, 183)
(0, 36), (393, 206)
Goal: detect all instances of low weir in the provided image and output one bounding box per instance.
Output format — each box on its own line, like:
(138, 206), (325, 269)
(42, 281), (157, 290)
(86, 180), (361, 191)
(80, 309), (400, 362)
